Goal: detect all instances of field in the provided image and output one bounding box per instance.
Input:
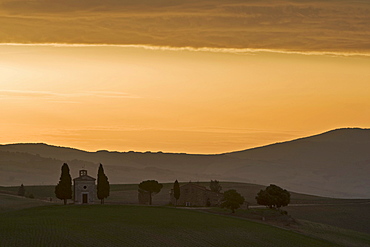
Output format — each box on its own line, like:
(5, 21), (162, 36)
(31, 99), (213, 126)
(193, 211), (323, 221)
(0, 203), (349, 247)
(205, 207), (370, 247)
(0, 194), (51, 212)
(1, 192), (369, 247)
(286, 203), (370, 235)
(2, 182), (370, 237)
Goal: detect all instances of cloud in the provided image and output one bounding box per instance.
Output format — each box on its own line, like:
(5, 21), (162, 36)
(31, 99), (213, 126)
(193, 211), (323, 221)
(0, 89), (62, 98)
(0, 0), (369, 54)
(1, 43), (369, 57)
(0, 89), (140, 100)
(86, 91), (141, 99)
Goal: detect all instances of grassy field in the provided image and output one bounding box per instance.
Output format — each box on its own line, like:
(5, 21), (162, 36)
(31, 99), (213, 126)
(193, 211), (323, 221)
(297, 220), (370, 247)
(286, 203), (370, 234)
(0, 204), (348, 247)
(0, 194), (52, 212)
(205, 207), (370, 247)
(0, 185), (56, 199)
(0, 194), (369, 246)
(2, 182), (369, 237)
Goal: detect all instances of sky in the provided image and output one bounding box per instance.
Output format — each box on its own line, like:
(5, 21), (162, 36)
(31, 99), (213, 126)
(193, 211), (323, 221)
(0, 0), (369, 153)
(1, 44), (369, 154)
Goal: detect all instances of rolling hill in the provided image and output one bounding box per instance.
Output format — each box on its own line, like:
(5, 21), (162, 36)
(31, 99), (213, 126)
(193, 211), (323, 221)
(0, 128), (369, 198)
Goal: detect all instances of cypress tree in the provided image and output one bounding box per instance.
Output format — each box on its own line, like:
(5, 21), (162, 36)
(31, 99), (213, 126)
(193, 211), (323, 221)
(97, 163), (110, 204)
(173, 180), (180, 206)
(18, 184), (25, 197)
(210, 180), (222, 193)
(55, 163), (72, 205)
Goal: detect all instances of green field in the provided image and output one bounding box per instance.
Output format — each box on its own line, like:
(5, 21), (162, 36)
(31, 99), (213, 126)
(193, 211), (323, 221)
(1, 193), (370, 247)
(2, 182), (370, 238)
(0, 204), (346, 247)
(0, 194), (51, 212)
(287, 203), (370, 235)
(205, 207), (370, 247)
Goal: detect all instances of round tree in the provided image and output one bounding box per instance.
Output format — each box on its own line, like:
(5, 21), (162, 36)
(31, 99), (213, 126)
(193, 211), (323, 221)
(138, 180), (163, 205)
(256, 184), (290, 209)
(55, 163), (72, 205)
(97, 163), (110, 204)
(221, 189), (245, 213)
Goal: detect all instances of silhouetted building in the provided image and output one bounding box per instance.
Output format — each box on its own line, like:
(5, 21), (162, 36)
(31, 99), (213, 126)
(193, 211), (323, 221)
(73, 170), (96, 204)
(170, 182), (223, 207)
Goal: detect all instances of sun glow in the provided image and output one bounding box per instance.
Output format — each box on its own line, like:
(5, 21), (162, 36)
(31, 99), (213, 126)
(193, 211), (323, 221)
(0, 44), (369, 153)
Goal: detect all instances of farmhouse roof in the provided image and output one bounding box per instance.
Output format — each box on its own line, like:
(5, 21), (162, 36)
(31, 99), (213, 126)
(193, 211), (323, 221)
(180, 182), (222, 194)
(181, 183), (208, 190)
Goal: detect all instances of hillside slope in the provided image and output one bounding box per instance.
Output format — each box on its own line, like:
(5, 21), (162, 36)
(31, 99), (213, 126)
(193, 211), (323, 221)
(0, 128), (369, 198)
(222, 128), (370, 198)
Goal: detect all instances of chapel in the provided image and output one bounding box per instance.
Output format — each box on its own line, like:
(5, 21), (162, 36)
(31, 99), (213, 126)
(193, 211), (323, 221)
(73, 170), (96, 204)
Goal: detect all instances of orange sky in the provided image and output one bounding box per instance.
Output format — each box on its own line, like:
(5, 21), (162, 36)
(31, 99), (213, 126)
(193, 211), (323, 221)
(0, 44), (369, 153)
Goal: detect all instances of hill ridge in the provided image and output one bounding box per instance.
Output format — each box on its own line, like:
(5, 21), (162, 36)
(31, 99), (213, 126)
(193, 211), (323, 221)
(2, 127), (368, 155)
(226, 127), (370, 155)
(0, 128), (369, 198)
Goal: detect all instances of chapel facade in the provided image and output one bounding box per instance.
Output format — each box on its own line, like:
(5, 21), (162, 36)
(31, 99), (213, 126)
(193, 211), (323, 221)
(73, 170), (96, 204)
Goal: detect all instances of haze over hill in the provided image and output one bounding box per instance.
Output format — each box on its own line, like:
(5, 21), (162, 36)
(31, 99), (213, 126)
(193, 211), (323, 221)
(0, 128), (369, 198)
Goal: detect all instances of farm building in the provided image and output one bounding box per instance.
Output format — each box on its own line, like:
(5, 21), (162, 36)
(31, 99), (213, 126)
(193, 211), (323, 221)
(170, 182), (223, 207)
(73, 170), (96, 204)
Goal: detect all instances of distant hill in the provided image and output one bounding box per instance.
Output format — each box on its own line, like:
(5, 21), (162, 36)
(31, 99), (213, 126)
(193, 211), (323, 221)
(0, 128), (369, 198)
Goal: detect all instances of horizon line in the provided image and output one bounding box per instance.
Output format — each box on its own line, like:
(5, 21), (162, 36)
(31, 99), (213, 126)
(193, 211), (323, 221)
(1, 127), (368, 155)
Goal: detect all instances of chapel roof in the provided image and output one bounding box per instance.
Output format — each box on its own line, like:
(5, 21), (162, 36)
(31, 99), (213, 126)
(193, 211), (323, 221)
(73, 170), (96, 181)
(73, 175), (96, 181)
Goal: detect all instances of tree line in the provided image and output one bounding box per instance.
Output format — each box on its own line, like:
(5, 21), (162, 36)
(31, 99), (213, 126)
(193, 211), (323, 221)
(39, 163), (291, 212)
(137, 179), (290, 213)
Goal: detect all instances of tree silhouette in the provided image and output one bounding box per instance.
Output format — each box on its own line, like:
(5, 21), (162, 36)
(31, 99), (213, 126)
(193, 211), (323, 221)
(97, 163), (110, 204)
(256, 184), (290, 209)
(221, 189), (245, 213)
(173, 180), (180, 206)
(55, 163), (72, 205)
(210, 180), (222, 193)
(18, 184), (25, 196)
(138, 180), (163, 205)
